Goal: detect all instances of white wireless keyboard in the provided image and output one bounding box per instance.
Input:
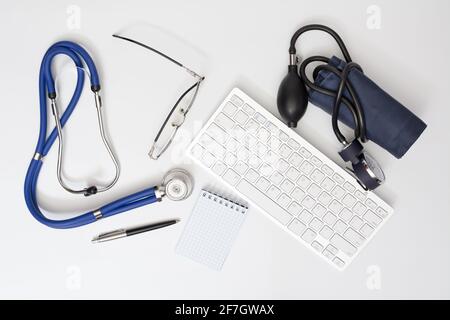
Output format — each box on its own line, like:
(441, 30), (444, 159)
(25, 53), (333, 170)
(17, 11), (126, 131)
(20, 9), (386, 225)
(187, 88), (394, 270)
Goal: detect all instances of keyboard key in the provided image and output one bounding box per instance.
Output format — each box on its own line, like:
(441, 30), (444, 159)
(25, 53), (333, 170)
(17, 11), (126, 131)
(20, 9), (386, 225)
(231, 125), (246, 140)
(234, 110), (249, 125)
(202, 151), (216, 168)
(204, 138), (226, 160)
(288, 219), (307, 236)
(297, 175), (311, 189)
(234, 161), (249, 175)
(321, 177), (336, 192)
(245, 168), (259, 183)
(237, 146), (250, 161)
(245, 134), (258, 149)
(286, 167), (300, 181)
(330, 234), (357, 257)
(326, 244), (338, 255)
(355, 190), (367, 202)
(278, 131), (289, 142)
(265, 121), (279, 134)
(230, 94), (243, 107)
(248, 154), (262, 168)
(292, 188), (306, 202)
(300, 161), (314, 175)
(256, 127), (270, 142)
(242, 103), (255, 115)
(353, 202), (367, 216)
(279, 144), (293, 158)
(302, 196), (316, 210)
(267, 185), (281, 200)
(309, 218), (324, 232)
(323, 212), (337, 226)
(311, 169), (325, 183)
(191, 144), (204, 160)
(244, 118), (260, 134)
(333, 173), (345, 185)
(212, 161), (227, 176)
(299, 210), (313, 223)
(207, 123), (228, 144)
(256, 142), (268, 157)
(265, 150), (279, 164)
(299, 147), (312, 158)
(281, 179), (295, 193)
(344, 228), (366, 247)
(311, 156), (323, 167)
(287, 139), (300, 150)
(344, 182), (356, 193)
(215, 112), (235, 130)
(363, 210), (382, 226)
(360, 224), (375, 237)
(275, 159), (290, 173)
(329, 200), (344, 215)
(224, 152), (237, 166)
(318, 192), (332, 206)
(270, 171), (284, 185)
(342, 194), (357, 207)
(333, 257), (345, 268)
(376, 207), (389, 218)
(320, 226), (334, 239)
(349, 216), (364, 230)
(287, 201), (302, 216)
(223, 168), (241, 186)
(311, 241), (324, 252)
(307, 184), (322, 198)
(331, 185), (346, 200)
(225, 138), (239, 153)
(254, 112), (267, 124)
(236, 179), (292, 225)
(365, 198), (378, 210)
(289, 153), (303, 167)
(199, 132), (214, 146)
(260, 163), (273, 176)
(255, 177), (271, 192)
(334, 220), (348, 234)
(301, 229), (317, 244)
(322, 249), (335, 260)
(268, 136), (282, 150)
(339, 208), (353, 222)
(321, 164), (334, 176)
(277, 193), (291, 207)
(223, 102), (237, 117)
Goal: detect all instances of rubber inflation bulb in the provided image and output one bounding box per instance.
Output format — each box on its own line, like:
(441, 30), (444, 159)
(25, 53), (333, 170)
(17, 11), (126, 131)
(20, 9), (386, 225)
(277, 65), (308, 128)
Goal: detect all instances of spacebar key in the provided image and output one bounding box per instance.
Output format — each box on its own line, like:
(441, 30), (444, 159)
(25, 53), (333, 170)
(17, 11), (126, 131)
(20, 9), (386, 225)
(237, 179), (293, 225)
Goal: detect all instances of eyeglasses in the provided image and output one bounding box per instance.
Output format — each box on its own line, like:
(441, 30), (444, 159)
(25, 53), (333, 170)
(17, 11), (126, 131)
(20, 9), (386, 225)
(113, 34), (205, 160)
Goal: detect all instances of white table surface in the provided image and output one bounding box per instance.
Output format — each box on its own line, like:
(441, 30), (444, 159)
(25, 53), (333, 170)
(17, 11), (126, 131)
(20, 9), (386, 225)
(1, 0), (449, 299)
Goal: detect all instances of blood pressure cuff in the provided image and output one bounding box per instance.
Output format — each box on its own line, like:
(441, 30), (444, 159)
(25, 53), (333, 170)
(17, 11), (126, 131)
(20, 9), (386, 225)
(308, 56), (427, 159)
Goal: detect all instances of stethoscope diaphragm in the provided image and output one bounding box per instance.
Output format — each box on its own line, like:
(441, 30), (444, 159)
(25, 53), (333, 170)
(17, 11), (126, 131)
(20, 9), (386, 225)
(161, 169), (194, 201)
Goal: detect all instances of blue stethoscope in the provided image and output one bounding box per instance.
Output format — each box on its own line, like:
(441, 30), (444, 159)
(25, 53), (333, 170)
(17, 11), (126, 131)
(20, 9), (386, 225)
(24, 41), (193, 229)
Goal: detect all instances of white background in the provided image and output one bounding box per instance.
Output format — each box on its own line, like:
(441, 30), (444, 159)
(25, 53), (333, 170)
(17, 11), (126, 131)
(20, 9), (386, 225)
(1, 0), (449, 299)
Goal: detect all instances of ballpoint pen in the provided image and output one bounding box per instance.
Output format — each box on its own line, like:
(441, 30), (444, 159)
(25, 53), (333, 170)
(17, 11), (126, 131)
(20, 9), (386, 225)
(91, 219), (180, 243)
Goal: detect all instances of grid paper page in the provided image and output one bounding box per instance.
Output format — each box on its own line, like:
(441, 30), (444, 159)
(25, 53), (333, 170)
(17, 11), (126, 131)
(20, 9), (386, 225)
(176, 190), (247, 270)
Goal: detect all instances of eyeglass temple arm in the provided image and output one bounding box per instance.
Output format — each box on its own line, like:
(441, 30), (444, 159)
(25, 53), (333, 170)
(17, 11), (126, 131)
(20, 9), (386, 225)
(112, 34), (203, 79)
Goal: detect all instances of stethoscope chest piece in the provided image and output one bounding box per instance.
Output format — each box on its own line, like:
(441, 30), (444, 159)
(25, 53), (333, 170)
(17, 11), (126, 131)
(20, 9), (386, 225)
(161, 169), (194, 201)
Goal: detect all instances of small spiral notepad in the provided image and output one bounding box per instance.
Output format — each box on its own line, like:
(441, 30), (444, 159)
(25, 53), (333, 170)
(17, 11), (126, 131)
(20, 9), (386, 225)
(176, 190), (248, 270)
